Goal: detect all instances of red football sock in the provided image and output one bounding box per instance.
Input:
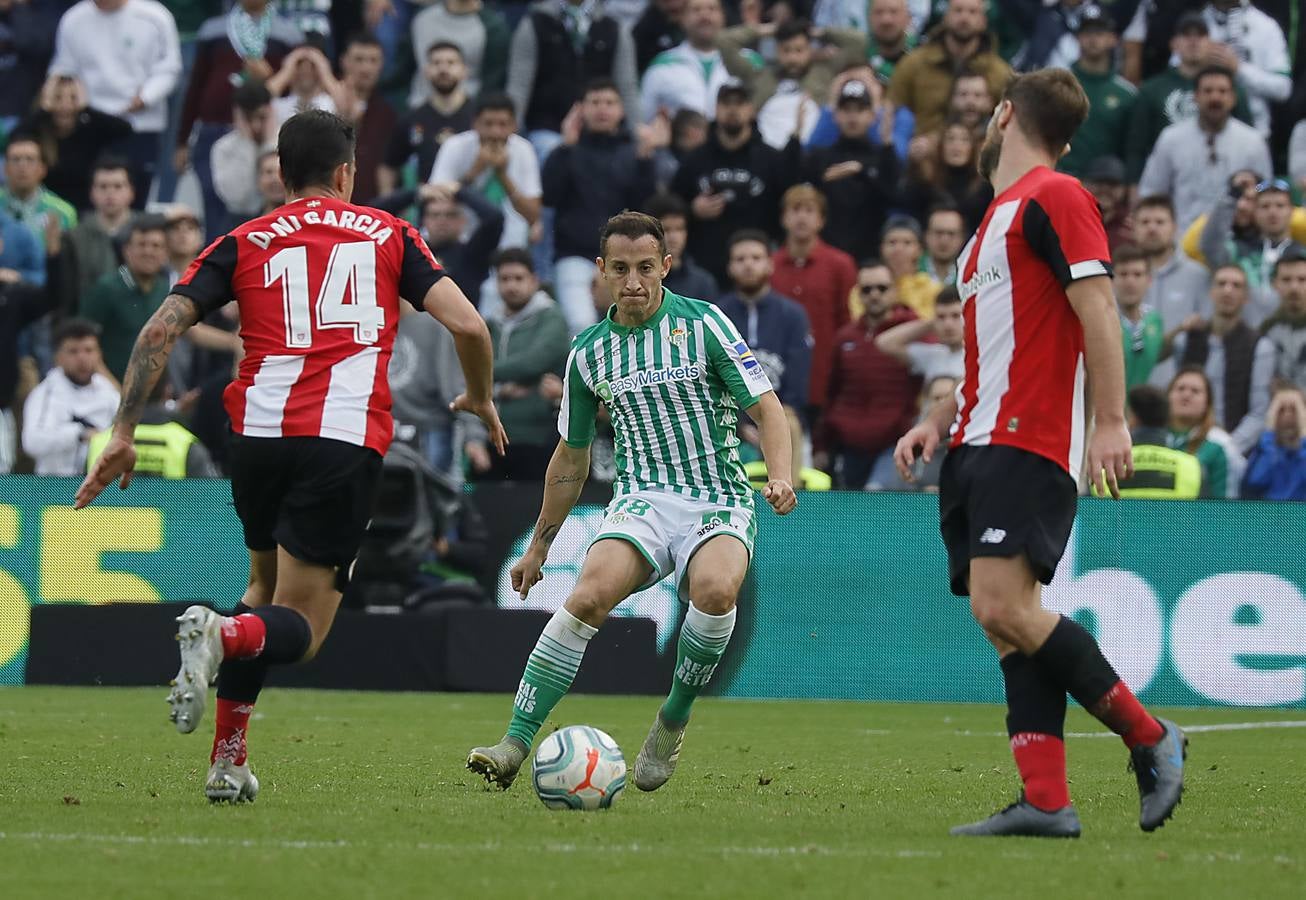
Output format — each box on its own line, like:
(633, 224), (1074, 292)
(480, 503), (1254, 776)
(211, 699), (254, 765)
(220, 614), (267, 659)
(1090, 681), (1164, 749)
(1010, 732), (1071, 812)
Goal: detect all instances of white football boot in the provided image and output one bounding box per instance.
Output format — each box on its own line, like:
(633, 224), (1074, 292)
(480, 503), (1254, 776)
(633, 713), (686, 792)
(205, 758), (260, 803)
(167, 605), (224, 734)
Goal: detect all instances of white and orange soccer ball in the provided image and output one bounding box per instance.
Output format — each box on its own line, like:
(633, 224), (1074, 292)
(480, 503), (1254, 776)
(532, 725), (626, 811)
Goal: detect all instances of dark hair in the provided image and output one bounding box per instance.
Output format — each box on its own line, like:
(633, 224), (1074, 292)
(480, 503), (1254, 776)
(4, 132), (46, 165)
(232, 79), (272, 114)
(54, 317), (100, 349)
(643, 192), (688, 221)
(91, 155), (132, 179)
(1273, 247), (1306, 278)
(493, 246), (535, 273)
(1135, 194), (1175, 219)
(427, 40), (464, 60)
(775, 17), (811, 43)
(1194, 64), (1236, 91)
(1112, 244), (1150, 268)
(727, 228), (771, 254)
(583, 76), (621, 99)
(1128, 384), (1169, 430)
(857, 257), (889, 271)
(934, 284), (961, 307)
(126, 214), (168, 240)
(343, 31), (382, 53)
(926, 204), (963, 227)
(475, 92), (516, 118)
(1212, 262), (1247, 283)
(1003, 68), (1089, 158)
(599, 210), (667, 258)
(277, 109), (356, 192)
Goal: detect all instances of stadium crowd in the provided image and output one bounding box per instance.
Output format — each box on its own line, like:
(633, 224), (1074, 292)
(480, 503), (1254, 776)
(3, 0), (1306, 501)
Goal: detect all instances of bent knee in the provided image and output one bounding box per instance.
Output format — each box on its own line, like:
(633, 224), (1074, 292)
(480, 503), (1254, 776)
(565, 587), (620, 626)
(688, 576), (740, 614)
(969, 595), (1022, 644)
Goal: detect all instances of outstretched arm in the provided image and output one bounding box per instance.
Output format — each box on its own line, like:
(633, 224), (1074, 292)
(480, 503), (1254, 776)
(511, 440), (591, 598)
(74, 293), (200, 507)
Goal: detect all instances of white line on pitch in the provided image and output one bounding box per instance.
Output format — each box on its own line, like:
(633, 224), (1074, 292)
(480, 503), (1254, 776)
(957, 720), (1306, 739)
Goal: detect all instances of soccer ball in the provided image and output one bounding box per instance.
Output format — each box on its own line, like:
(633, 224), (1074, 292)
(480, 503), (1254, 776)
(532, 725), (626, 810)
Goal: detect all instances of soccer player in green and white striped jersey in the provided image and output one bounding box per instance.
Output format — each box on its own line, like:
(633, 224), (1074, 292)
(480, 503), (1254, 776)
(468, 211), (798, 792)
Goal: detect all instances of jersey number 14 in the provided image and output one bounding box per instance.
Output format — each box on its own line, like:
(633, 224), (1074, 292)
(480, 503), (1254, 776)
(265, 241), (383, 348)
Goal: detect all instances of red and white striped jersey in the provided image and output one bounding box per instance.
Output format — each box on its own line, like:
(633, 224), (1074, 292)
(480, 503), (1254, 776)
(950, 166), (1112, 482)
(173, 197), (445, 455)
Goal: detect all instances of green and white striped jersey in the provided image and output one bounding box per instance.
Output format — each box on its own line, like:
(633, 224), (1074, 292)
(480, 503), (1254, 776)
(559, 289), (774, 507)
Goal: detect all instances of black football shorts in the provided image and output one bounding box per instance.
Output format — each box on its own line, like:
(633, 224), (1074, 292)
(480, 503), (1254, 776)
(938, 444), (1078, 597)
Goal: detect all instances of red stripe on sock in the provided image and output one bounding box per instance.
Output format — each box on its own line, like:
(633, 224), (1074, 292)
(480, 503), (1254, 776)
(1010, 732), (1070, 812)
(220, 614), (267, 659)
(1090, 680), (1165, 749)
(211, 699), (254, 765)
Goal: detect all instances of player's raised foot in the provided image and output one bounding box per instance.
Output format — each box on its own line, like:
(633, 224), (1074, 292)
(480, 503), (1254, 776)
(950, 794), (1082, 838)
(467, 737), (529, 789)
(205, 758), (259, 803)
(1130, 717), (1188, 832)
(167, 605), (224, 734)
(633, 712), (685, 792)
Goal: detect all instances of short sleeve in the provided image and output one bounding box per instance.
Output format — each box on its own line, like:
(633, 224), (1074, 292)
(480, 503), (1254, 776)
(703, 307), (774, 407)
(397, 221), (446, 311)
(1023, 183), (1113, 288)
(509, 139), (542, 199)
(558, 346), (598, 448)
(904, 342), (936, 376)
(172, 235), (238, 316)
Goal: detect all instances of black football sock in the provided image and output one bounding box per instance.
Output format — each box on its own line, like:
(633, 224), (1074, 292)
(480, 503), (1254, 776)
(1001, 652), (1070, 811)
(249, 605), (313, 665)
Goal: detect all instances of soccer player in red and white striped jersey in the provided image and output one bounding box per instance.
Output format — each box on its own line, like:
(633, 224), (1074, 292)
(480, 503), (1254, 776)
(75, 110), (507, 802)
(894, 70), (1187, 838)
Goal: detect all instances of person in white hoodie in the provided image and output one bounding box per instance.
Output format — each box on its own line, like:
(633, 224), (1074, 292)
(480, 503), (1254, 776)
(22, 318), (120, 476)
(639, 0), (731, 122)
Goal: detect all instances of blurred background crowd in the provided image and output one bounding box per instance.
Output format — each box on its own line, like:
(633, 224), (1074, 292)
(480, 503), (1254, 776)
(3, 0), (1306, 502)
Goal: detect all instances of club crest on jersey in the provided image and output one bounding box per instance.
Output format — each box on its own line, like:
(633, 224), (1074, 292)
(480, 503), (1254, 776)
(959, 264), (1002, 301)
(670, 327), (687, 347)
(732, 341), (760, 370)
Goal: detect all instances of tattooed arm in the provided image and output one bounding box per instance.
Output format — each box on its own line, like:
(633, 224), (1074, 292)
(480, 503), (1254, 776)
(74, 294), (201, 508)
(509, 440), (591, 599)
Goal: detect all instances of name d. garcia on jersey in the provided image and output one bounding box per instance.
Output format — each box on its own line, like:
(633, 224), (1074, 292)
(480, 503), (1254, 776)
(245, 209), (397, 250)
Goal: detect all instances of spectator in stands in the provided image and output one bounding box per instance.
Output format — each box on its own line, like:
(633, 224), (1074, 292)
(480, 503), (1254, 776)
(379, 41), (473, 195)
(0, 0), (55, 137)
(79, 216), (170, 380)
(945, 67), (996, 132)
(409, 0), (510, 105)
(21, 317), (119, 476)
(870, 373), (957, 492)
(1058, 7), (1135, 180)
(633, 0), (685, 72)
(1241, 386), (1306, 501)
(1136, 194), (1211, 332)
(644, 192), (718, 301)
(211, 80), (276, 227)
(1125, 12), (1256, 184)
(802, 79), (899, 263)
(1138, 65), (1271, 233)
(1291, 121), (1306, 199)
(543, 79), (663, 334)
(1262, 250), (1306, 393)
(1167, 364), (1245, 498)
(1, 135), (77, 252)
(1199, 177), (1303, 328)
(639, 0), (731, 122)
(176, 0), (302, 240)
(1113, 243), (1164, 390)
(865, 0), (917, 83)
(277, 0), (331, 49)
(716, 229), (811, 479)
(257, 149), (286, 213)
(901, 115), (991, 233)
(805, 66), (914, 163)
(820, 259), (920, 489)
(770, 184), (856, 414)
(670, 79), (799, 285)
(430, 92), (543, 251)
(64, 158), (136, 314)
(266, 42), (343, 126)
(1009, 0), (1095, 71)
(507, 0), (640, 165)
(335, 32), (394, 204)
(85, 370), (218, 478)
(1116, 383), (1203, 500)
(1083, 155), (1133, 252)
(473, 248), (569, 481)
(48, 0), (181, 204)
(920, 205), (965, 287)
(862, 215), (938, 320)
(1194, 0), (1290, 139)
(0, 208), (44, 286)
(17, 76), (132, 214)
(874, 282), (964, 380)
(0, 220), (60, 473)
(162, 204), (203, 284)
(417, 182), (505, 296)
(887, 0), (1010, 138)
(1169, 264), (1275, 454)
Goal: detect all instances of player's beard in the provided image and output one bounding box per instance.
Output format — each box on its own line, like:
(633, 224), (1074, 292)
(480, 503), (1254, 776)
(977, 127), (1002, 184)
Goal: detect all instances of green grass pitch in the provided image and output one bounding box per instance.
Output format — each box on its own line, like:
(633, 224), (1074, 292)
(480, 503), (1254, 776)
(1, 688), (1303, 899)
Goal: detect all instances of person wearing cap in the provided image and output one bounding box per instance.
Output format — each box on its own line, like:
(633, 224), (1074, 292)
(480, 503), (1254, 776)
(1083, 156), (1134, 252)
(802, 77), (900, 263)
(669, 77), (801, 285)
(639, 0), (732, 123)
(1124, 11), (1256, 183)
(1058, 6), (1136, 180)
(805, 65), (914, 163)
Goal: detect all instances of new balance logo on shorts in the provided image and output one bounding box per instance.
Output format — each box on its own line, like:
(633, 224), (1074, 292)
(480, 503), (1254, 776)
(979, 528), (1007, 545)
(514, 681), (537, 714)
